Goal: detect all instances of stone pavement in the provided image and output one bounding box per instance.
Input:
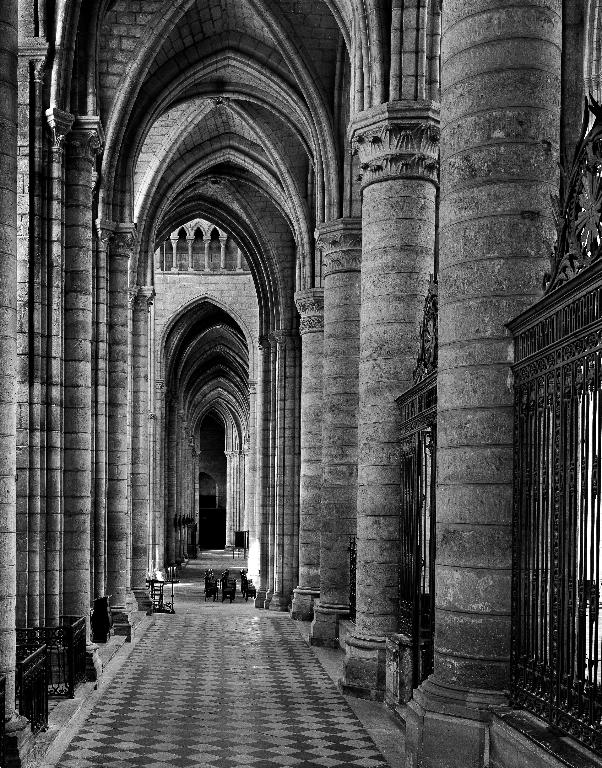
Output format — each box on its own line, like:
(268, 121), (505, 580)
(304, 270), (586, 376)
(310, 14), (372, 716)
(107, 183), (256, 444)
(45, 552), (403, 768)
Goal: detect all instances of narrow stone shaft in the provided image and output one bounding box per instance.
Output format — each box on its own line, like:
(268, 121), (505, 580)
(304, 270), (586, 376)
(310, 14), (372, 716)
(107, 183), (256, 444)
(310, 219), (361, 645)
(219, 236), (227, 270)
(245, 382), (259, 579)
(187, 237), (194, 271)
(131, 288), (153, 608)
(291, 289), (324, 621)
(62, 126), (99, 621)
(204, 239), (210, 271)
(0, 0), (18, 712)
(269, 331), (300, 612)
(107, 230), (133, 612)
(254, 339), (270, 605)
(93, 229), (110, 598)
(343, 104), (438, 697)
(44, 108), (73, 624)
(165, 401), (177, 566)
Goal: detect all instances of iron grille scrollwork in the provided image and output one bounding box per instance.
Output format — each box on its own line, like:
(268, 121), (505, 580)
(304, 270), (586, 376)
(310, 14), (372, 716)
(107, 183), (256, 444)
(546, 97), (602, 292)
(349, 536), (357, 622)
(509, 258), (602, 754)
(397, 373), (437, 688)
(15, 645), (48, 733)
(16, 615), (87, 699)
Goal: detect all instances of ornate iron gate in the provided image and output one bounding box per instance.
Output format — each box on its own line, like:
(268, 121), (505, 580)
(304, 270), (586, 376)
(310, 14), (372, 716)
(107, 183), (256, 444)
(509, 97), (602, 753)
(398, 373), (437, 687)
(397, 277), (438, 688)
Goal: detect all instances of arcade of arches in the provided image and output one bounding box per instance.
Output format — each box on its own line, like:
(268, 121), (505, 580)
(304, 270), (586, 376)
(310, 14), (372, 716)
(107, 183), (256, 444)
(2, 1), (602, 767)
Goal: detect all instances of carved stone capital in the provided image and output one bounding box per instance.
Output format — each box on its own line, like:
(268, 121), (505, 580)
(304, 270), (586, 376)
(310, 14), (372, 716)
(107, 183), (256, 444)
(316, 218), (362, 277)
(46, 107), (74, 152)
(294, 288), (324, 335)
(112, 226), (137, 260)
(138, 285), (156, 310)
(68, 116), (105, 162)
(270, 329), (295, 347)
(350, 102), (440, 190)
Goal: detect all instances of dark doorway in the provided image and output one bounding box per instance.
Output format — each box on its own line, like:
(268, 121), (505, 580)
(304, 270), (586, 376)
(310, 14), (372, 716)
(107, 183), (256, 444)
(198, 507), (226, 549)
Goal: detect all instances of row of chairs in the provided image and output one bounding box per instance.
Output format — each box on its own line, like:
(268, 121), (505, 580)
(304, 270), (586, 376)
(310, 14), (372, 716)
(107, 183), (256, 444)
(203, 569), (257, 602)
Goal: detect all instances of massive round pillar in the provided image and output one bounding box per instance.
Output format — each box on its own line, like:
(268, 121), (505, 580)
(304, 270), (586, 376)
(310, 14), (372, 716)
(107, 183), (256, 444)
(62, 121), (102, 623)
(342, 104), (438, 698)
(291, 289), (324, 620)
(406, 3), (561, 766)
(310, 219), (361, 645)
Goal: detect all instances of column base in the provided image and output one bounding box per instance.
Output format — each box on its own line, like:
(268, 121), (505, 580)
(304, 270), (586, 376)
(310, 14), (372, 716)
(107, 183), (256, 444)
(133, 587), (153, 615)
(290, 587), (319, 620)
(404, 677), (508, 768)
(309, 601), (349, 647)
(268, 592), (290, 612)
(111, 608), (133, 642)
(5, 713), (34, 768)
(339, 631), (387, 700)
(263, 590), (273, 610)
(86, 642), (103, 682)
(254, 589), (267, 609)
(385, 633), (414, 707)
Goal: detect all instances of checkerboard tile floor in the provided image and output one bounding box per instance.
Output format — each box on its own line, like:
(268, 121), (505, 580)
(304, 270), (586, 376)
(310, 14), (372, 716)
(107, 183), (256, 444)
(56, 560), (393, 768)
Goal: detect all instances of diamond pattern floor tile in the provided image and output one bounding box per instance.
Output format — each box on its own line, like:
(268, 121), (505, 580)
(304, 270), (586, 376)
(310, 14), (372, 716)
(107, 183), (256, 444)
(56, 557), (394, 768)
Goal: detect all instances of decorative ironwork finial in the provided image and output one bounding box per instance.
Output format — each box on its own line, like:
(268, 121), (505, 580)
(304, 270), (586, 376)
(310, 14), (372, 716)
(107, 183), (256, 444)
(545, 95), (602, 292)
(413, 275), (438, 384)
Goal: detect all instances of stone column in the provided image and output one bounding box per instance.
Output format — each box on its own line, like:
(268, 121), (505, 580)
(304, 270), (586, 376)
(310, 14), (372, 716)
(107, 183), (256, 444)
(0, 0), (20, 724)
(406, 4), (561, 766)
(154, 379), (165, 571)
(236, 247), (243, 271)
(204, 239), (210, 271)
(63, 120), (103, 624)
(165, 398), (177, 566)
(219, 235), (227, 270)
(270, 330), (301, 612)
(291, 289), (324, 620)
(310, 219), (361, 646)
(44, 108), (73, 624)
(254, 338), (271, 606)
(225, 450), (234, 545)
(170, 236), (178, 272)
(93, 226), (111, 599)
(107, 227), (134, 635)
(245, 383), (259, 579)
(187, 236), (194, 271)
(341, 104), (438, 698)
(131, 287), (154, 611)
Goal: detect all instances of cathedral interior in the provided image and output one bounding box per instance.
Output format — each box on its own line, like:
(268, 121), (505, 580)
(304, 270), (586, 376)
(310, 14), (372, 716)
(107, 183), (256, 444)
(1, 0), (602, 767)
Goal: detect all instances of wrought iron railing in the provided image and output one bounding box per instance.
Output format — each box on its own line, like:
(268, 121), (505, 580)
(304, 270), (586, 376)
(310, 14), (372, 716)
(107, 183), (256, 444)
(510, 258), (602, 753)
(15, 645), (48, 733)
(397, 371), (437, 688)
(0, 675), (6, 767)
(16, 615), (87, 699)
(348, 536), (357, 622)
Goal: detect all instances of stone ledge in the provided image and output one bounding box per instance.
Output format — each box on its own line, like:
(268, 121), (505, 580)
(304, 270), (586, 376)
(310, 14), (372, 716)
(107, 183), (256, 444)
(491, 710), (602, 768)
